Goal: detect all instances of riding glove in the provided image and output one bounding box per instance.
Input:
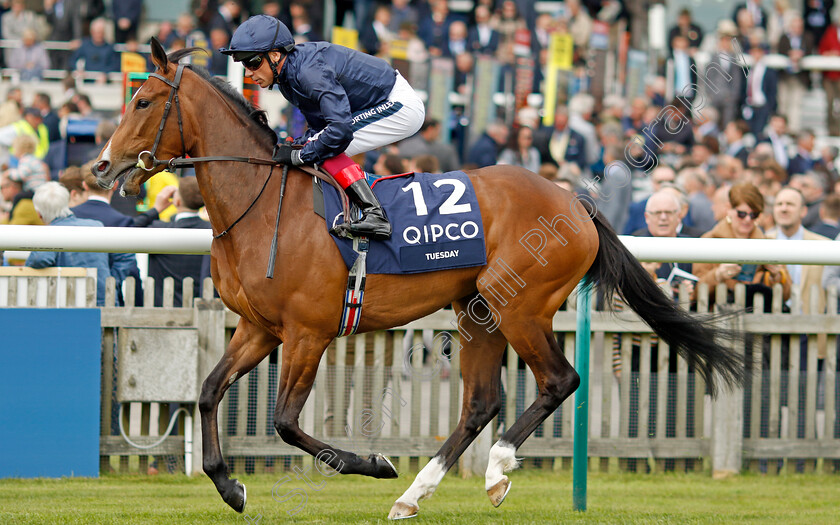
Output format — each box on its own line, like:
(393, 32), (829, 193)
(273, 143), (303, 166)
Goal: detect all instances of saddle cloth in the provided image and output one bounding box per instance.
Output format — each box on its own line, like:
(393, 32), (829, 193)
(322, 170), (487, 274)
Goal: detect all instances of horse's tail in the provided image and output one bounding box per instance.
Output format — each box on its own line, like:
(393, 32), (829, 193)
(584, 209), (745, 395)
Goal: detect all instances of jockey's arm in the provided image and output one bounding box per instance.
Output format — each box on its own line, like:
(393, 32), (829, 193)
(295, 68), (354, 165)
(291, 128), (316, 146)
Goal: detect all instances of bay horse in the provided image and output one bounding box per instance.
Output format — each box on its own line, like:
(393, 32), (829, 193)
(92, 40), (744, 519)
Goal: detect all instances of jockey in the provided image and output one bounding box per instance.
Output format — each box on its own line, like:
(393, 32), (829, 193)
(220, 15), (425, 240)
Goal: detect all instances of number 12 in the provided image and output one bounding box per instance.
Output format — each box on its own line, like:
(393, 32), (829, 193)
(402, 179), (472, 217)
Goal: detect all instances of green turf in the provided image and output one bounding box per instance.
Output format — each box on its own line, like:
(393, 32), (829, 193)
(1, 470), (838, 524)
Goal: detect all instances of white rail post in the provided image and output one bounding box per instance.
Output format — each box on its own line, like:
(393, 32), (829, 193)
(711, 286), (745, 479)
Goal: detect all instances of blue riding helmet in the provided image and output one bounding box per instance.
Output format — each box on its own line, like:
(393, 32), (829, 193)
(219, 15), (295, 58)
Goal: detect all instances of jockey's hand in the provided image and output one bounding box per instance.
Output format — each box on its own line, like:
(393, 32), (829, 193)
(273, 143), (303, 166)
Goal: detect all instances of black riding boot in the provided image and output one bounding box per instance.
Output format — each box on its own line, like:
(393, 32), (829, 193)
(342, 179), (391, 240)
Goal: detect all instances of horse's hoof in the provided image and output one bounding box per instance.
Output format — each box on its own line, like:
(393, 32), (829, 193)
(372, 453), (398, 478)
(487, 477), (511, 508)
(223, 479), (247, 513)
(388, 501), (419, 520)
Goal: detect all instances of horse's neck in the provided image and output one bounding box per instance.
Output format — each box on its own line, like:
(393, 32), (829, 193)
(190, 107), (275, 235)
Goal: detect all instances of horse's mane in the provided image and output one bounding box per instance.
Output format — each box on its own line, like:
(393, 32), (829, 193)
(167, 48), (278, 147)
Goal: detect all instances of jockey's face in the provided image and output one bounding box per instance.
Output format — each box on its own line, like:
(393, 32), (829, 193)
(244, 50), (286, 88)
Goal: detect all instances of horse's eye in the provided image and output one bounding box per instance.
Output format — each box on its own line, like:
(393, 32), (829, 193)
(137, 99), (151, 109)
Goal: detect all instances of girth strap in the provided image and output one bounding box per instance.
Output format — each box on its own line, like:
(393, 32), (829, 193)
(338, 236), (369, 336)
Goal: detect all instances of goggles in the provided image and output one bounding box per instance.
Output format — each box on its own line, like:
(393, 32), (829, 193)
(240, 53), (265, 71)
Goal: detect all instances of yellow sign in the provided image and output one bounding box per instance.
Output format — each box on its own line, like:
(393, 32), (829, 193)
(390, 40), (408, 61)
(121, 52), (147, 74)
(332, 27), (359, 50)
(190, 36), (210, 68)
(549, 33), (573, 70)
(542, 33), (574, 126)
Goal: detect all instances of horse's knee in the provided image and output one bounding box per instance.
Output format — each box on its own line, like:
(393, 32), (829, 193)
(543, 369), (580, 406)
(274, 414), (300, 443)
(198, 383), (216, 415)
(198, 376), (222, 415)
(464, 396), (502, 434)
(563, 369), (581, 397)
(198, 365), (237, 414)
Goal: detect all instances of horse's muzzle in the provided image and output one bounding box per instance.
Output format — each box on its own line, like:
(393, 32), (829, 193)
(91, 160), (116, 190)
(93, 159), (110, 173)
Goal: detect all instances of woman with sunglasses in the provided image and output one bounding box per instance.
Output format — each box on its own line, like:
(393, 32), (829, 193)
(693, 182), (790, 306)
(497, 125), (540, 173)
(220, 15), (426, 240)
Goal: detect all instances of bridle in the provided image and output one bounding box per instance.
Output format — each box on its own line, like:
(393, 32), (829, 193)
(135, 62), (280, 173)
(135, 63), (186, 172)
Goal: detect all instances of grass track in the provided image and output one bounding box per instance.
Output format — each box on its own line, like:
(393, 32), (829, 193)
(1, 470), (839, 524)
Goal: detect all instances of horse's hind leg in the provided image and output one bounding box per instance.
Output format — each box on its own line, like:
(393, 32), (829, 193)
(272, 329), (398, 479)
(485, 320), (579, 507)
(389, 297), (507, 519)
(199, 318), (281, 513)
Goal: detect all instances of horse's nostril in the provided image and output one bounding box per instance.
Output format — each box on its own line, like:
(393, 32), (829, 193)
(95, 160), (110, 173)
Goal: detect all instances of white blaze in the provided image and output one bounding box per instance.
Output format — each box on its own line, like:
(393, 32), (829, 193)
(129, 84), (143, 104)
(99, 139), (112, 164)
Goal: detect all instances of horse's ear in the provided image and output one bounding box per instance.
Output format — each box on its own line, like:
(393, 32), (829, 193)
(150, 37), (169, 72)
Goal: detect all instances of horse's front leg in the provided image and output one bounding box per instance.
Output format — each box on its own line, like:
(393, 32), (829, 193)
(199, 318), (281, 512)
(273, 331), (399, 479)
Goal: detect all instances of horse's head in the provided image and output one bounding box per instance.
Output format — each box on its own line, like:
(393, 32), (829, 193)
(92, 38), (192, 196)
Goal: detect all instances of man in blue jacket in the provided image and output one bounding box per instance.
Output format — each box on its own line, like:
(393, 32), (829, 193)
(68, 18), (120, 78)
(220, 15), (426, 240)
(466, 121), (509, 168)
(67, 167), (142, 306)
(25, 181), (111, 306)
